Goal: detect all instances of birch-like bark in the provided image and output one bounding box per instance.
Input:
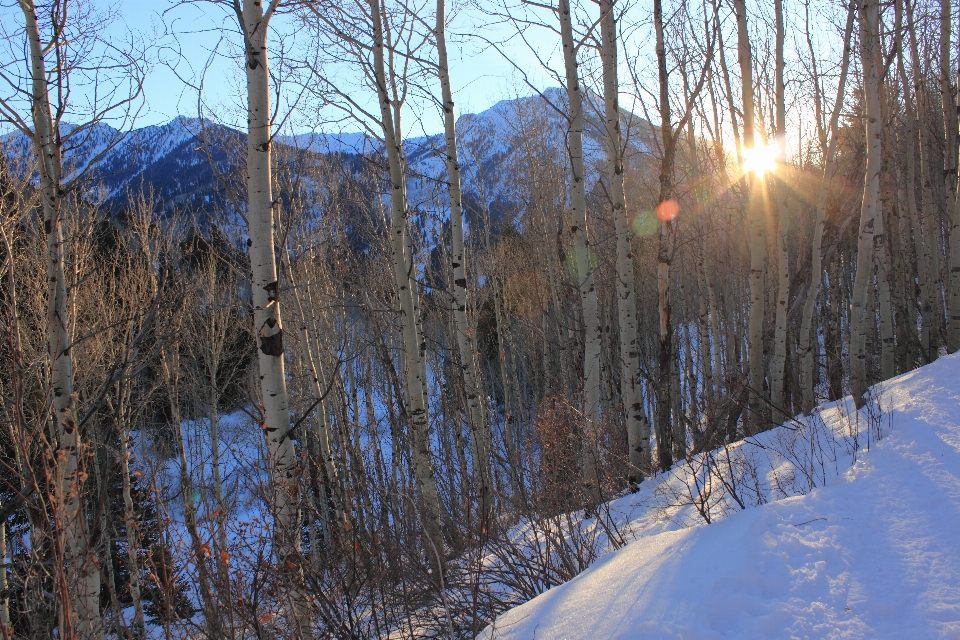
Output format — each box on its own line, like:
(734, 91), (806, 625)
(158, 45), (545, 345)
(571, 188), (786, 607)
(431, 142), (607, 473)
(559, 0), (602, 502)
(654, 0), (679, 469)
(769, 0), (790, 411)
(733, 0), (766, 434)
(435, 0), (493, 526)
(17, 2), (103, 636)
(798, 0), (854, 413)
(905, 0), (941, 363)
(367, 0), (445, 574)
(876, 204), (896, 380)
(237, 0), (307, 631)
(600, 0), (649, 482)
(894, 19), (933, 362)
(850, 0), (882, 407)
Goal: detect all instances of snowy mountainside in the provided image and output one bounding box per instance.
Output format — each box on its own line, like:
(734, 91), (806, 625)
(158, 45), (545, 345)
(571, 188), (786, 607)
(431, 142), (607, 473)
(1, 88), (652, 222)
(482, 354), (960, 639)
(1, 116), (244, 219)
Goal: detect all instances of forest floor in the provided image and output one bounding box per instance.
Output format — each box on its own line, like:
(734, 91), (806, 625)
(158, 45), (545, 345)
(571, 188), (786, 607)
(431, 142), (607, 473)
(481, 353), (960, 639)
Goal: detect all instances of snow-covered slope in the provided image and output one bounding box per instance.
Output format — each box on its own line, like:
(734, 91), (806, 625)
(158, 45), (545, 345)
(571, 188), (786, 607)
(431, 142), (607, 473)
(483, 354), (960, 639)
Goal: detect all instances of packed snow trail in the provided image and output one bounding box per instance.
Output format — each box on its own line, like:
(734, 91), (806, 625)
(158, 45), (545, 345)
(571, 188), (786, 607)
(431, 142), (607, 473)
(483, 355), (960, 639)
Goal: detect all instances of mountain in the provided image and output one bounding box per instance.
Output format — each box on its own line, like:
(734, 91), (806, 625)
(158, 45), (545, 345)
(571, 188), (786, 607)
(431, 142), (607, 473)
(0, 88), (652, 222)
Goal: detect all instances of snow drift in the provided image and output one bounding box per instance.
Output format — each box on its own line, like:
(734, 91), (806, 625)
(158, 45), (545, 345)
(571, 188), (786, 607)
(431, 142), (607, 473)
(482, 354), (960, 639)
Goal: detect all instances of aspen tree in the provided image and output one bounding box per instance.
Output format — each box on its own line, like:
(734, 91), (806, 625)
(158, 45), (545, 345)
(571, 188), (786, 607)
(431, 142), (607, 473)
(905, 0), (941, 364)
(850, 0), (882, 407)
(798, 0), (855, 413)
(733, 0), (767, 434)
(769, 0), (790, 411)
(361, 0), (446, 576)
(653, 0), (679, 470)
(876, 203), (896, 381)
(234, 0), (308, 632)
(893, 6), (933, 362)
(435, 0), (494, 526)
(599, 0), (650, 482)
(558, 0), (603, 502)
(15, 2), (103, 636)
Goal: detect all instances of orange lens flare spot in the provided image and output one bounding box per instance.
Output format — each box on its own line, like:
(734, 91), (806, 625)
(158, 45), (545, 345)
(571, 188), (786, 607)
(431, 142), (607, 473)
(656, 199), (679, 222)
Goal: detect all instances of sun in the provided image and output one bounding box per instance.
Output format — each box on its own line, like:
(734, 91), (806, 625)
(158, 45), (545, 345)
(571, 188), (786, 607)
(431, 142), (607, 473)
(742, 142), (778, 175)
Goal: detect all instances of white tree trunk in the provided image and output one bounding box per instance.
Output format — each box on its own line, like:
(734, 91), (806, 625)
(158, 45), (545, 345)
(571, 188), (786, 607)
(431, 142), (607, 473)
(559, 0), (603, 502)
(769, 0), (789, 411)
(600, 0), (649, 482)
(367, 0), (445, 576)
(733, 0), (766, 434)
(435, 0), (493, 527)
(238, 1), (307, 632)
(19, 3), (103, 637)
(798, 1), (855, 413)
(905, 0), (941, 363)
(876, 205), (896, 380)
(850, 0), (882, 407)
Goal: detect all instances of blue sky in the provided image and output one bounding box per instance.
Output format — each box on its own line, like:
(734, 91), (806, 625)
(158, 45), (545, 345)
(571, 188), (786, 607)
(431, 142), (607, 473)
(113, 0), (559, 134)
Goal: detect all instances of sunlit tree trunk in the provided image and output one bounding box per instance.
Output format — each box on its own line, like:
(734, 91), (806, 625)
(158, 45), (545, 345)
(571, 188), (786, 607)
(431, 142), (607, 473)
(18, 3), (103, 637)
(798, 0), (854, 413)
(733, 0), (766, 433)
(850, 0), (882, 407)
(653, 0), (680, 468)
(435, 0), (493, 526)
(876, 203), (896, 381)
(769, 0), (790, 411)
(238, 1), (307, 632)
(559, 0), (602, 501)
(905, 0), (941, 364)
(368, 0), (445, 575)
(600, 0), (649, 482)
(894, 15), (932, 363)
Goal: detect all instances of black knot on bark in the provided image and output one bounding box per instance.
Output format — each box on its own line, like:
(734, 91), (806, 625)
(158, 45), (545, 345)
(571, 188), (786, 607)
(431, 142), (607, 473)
(264, 280), (278, 302)
(260, 329), (284, 357)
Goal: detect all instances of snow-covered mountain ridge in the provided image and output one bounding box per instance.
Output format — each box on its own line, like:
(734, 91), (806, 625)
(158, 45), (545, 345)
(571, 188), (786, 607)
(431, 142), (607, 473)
(483, 354), (960, 639)
(1, 88), (651, 219)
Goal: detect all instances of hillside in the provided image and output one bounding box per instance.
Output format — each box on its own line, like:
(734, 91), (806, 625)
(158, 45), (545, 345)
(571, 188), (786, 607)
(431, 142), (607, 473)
(482, 354), (960, 639)
(1, 88), (652, 220)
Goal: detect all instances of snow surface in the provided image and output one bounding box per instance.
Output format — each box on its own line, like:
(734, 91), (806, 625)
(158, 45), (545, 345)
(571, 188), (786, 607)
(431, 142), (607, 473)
(482, 354), (960, 639)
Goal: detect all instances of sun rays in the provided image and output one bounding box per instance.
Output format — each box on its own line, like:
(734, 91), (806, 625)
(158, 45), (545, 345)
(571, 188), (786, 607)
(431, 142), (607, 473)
(742, 142), (779, 175)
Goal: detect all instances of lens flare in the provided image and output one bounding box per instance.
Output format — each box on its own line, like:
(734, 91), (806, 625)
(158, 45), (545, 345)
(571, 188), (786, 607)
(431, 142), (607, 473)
(655, 199), (679, 222)
(742, 143), (778, 175)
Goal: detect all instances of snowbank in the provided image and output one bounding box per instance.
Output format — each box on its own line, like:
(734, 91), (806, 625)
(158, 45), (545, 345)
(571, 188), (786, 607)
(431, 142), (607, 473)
(482, 354), (960, 639)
